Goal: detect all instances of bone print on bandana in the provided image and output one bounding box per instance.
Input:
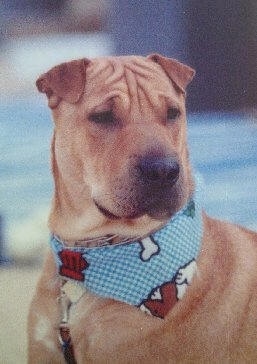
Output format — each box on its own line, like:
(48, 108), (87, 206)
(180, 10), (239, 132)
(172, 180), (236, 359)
(139, 236), (160, 261)
(139, 260), (197, 318)
(51, 195), (202, 319)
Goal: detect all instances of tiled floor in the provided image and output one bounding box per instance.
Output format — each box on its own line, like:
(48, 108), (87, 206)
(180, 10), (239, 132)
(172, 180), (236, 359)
(0, 267), (41, 363)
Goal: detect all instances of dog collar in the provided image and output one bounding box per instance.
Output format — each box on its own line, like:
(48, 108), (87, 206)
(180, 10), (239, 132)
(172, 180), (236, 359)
(50, 196), (202, 319)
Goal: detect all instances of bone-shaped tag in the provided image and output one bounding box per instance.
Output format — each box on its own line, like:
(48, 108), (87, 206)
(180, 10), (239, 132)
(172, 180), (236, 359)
(139, 237), (160, 261)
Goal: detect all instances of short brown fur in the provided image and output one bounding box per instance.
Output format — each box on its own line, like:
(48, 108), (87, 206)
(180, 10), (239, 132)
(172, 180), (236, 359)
(28, 54), (257, 363)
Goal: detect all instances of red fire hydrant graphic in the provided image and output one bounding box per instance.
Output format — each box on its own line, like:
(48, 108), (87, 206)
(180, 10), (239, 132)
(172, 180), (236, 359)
(59, 250), (89, 281)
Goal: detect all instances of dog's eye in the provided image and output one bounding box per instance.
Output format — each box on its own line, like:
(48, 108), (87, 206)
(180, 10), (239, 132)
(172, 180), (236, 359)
(167, 107), (180, 121)
(89, 110), (115, 125)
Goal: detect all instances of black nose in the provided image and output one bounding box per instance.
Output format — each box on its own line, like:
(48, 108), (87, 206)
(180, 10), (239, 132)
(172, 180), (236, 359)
(137, 156), (180, 185)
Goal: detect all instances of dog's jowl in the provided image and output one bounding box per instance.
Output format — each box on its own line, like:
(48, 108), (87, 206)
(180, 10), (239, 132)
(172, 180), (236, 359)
(28, 54), (257, 363)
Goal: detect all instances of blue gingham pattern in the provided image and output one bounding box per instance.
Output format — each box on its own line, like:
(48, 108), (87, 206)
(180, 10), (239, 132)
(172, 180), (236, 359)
(50, 196), (202, 307)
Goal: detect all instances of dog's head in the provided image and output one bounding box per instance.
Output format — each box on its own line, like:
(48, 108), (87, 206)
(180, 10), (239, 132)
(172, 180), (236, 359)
(37, 54), (195, 238)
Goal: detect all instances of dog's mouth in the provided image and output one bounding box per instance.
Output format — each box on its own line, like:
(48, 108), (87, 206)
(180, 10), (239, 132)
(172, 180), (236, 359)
(94, 199), (144, 220)
(93, 154), (184, 221)
(94, 200), (121, 220)
(94, 198), (177, 221)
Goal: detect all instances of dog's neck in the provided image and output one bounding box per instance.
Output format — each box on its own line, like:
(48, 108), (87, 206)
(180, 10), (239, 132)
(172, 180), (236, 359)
(50, 193), (202, 319)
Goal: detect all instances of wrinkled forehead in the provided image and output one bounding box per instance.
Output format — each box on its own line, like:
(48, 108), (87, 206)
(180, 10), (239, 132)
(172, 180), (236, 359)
(84, 56), (182, 108)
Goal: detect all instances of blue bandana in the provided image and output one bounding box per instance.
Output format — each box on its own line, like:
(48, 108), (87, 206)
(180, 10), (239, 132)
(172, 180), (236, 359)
(50, 197), (202, 319)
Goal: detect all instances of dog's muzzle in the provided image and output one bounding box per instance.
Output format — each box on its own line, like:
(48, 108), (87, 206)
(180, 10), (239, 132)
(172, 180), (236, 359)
(133, 155), (182, 218)
(94, 155), (184, 221)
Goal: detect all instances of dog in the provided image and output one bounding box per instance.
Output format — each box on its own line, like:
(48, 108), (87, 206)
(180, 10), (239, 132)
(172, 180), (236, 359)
(28, 54), (257, 363)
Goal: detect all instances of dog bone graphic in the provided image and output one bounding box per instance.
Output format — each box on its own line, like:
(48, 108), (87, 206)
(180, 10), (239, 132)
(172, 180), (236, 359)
(139, 237), (160, 261)
(175, 260), (197, 285)
(175, 260), (197, 300)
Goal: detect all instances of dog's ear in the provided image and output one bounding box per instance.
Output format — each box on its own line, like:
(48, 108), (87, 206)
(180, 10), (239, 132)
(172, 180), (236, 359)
(36, 58), (90, 109)
(147, 54), (195, 93)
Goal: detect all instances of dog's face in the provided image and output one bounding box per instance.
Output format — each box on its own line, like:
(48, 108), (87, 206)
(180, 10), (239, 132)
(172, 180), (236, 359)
(37, 54), (195, 236)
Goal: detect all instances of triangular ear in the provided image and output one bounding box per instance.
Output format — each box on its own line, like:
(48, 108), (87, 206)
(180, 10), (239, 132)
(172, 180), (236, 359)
(36, 58), (90, 109)
(147, 54), (195, 93)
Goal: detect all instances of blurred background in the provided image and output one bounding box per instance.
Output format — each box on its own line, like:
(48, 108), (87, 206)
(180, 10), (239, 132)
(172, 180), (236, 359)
(0, 1), (256, 362)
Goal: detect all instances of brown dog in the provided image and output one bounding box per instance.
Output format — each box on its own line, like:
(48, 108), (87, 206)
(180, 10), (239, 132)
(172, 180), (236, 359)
(28, 54), (257, 363)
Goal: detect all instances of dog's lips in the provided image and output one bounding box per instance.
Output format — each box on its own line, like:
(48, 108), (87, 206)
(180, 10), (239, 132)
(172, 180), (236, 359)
(94, 200), (121, 220)
(94, 198), (174, 221)
(94, 200), (145, 220)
